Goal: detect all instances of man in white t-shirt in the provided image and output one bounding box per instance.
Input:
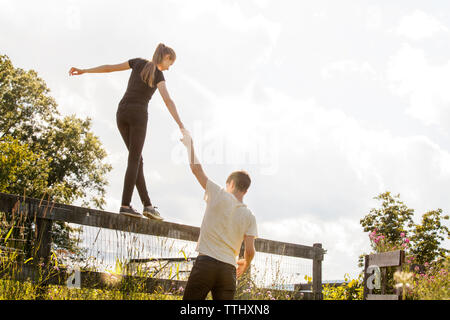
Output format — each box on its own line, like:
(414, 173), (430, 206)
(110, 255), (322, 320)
(180, 129), (258, 300)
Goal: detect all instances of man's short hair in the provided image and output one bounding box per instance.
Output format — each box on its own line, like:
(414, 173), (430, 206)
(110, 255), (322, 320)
(226, 170), (251, 192)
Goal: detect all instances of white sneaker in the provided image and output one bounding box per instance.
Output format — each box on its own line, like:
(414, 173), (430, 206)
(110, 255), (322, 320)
(143, 205), (163, 221)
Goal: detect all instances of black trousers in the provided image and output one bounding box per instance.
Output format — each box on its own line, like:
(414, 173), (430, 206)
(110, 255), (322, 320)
(183, 255), (237, 300)
(116, 105), (152, 207)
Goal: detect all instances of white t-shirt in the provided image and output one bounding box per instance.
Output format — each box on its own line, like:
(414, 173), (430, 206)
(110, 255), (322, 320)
(196, 179), (258, 267)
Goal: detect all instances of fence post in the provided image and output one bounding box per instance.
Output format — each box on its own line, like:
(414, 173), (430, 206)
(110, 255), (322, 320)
(34, 214), (53, 299)
(312, 243), (323, 300)
(363, 254), (369, 300)
(35, 217), (53, 264)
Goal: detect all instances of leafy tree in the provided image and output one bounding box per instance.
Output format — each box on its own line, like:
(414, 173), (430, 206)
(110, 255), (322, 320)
(0, 55), (57, 142)
(360, 191), (449, 266)
(360, 191), (415, 247)
(37, 114), (112, 208)
(409, 209), (449, 265)
(0, 136), (51, 196)
(0, 54), (112, 208)
(0, 54), (112, 258)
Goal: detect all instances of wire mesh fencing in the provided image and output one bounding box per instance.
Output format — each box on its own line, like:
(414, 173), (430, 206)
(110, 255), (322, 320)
(0, 193), (324, 299)
(62, 223), (313, 290)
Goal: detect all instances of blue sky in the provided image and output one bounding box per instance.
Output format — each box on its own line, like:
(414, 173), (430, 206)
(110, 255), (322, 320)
(2, 0), (449, 280)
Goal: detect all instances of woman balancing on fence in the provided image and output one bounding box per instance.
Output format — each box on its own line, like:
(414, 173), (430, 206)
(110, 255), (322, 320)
(69, 43), (184, 220)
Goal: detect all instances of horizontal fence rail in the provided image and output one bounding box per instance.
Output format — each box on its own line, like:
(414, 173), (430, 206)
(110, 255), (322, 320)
(0, 192), (326, 300)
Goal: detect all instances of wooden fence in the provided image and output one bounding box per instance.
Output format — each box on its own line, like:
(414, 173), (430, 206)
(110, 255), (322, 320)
(0, 192), (326, 300)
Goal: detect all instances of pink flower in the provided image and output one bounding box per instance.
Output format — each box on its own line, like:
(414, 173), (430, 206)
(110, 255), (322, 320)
(400, 232), (405, 238)
(404, 238), (410, 243)
(424, 262), (429, 267)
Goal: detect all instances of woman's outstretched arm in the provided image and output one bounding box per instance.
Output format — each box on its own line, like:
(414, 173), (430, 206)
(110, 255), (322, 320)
(69, 61), (130, 76)
(157, 81), (185, 130)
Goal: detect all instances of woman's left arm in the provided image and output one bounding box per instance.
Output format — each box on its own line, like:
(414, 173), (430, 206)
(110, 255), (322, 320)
(157, 81), (185, 130)
(69, 61), (130, 76)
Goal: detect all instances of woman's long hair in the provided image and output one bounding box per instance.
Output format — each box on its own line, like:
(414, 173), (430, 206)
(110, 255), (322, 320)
(140, 43), (176, 88)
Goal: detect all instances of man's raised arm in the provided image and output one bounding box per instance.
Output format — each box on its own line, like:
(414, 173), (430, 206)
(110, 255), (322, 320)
(180, 129), (208, 190)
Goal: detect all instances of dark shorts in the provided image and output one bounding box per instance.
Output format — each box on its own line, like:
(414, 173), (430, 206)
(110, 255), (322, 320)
(183, 255), (237, 300)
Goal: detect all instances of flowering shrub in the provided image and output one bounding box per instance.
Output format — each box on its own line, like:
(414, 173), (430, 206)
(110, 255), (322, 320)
(361, 229), (416, 270)
(322, 273), (364, 300)
(367, 229), (449, 300)
(368, 229), (411, 253)
(408, 256), (449, 300)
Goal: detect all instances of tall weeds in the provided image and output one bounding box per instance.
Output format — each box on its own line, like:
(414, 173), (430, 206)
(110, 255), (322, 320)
(1, 198), (306, 300)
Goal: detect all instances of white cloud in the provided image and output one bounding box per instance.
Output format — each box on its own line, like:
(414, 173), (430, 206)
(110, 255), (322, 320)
(321, 59), (378, 80)
(258, 216), (369, 280)
(396, 10), (448, 40)
(387, 43), (450, 127)
(51, 79), (98, 119)
(251, 0), (271, 9)
(172, 0), (281, 68)
(175, 74), (450, 225)
(259, 86), (450, 213)
(366, 5), (383, 30)
(174, 0), (280, 40)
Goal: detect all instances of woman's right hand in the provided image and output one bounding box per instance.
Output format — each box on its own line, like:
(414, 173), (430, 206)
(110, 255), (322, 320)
(68, 67), (85, 76)
(180, 128), (193, 147)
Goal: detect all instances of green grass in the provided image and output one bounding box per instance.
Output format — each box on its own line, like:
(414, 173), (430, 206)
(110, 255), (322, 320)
(0, 279), (182, 300)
